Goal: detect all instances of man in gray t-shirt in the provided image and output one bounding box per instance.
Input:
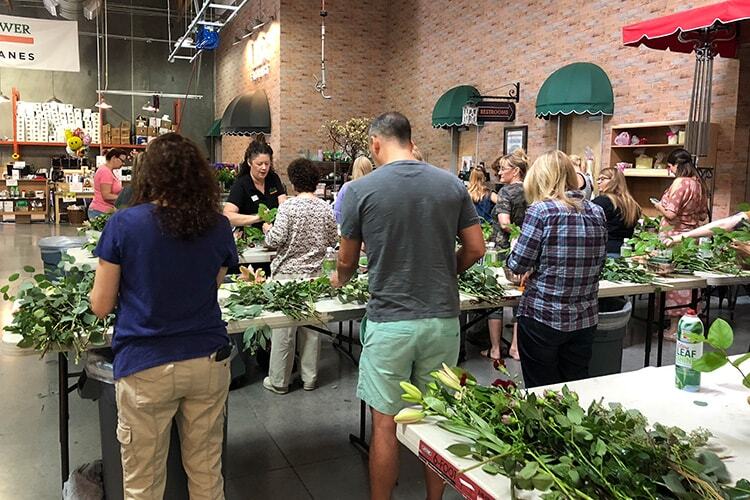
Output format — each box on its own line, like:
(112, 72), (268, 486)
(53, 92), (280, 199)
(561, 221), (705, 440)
(333, 112), (485, 500)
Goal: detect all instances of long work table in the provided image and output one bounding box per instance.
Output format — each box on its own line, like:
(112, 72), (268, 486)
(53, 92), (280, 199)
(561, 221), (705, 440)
(7, 264), (717, 486)
(397, 358), (750, 499)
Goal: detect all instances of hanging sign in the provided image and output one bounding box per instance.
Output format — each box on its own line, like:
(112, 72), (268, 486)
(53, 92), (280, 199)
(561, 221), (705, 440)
(0, 15), (80, 72)
(477, 101), (516, 122)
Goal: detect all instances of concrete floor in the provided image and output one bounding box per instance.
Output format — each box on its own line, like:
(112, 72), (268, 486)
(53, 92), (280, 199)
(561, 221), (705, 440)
(1, 223), (749, 500)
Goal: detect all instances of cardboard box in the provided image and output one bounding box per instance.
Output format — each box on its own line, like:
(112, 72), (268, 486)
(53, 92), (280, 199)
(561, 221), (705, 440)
(148, 126), (158, 137)
(120, 121), (131, 130)
(135, 125), (148, 136)
(158, 127), (170, 136)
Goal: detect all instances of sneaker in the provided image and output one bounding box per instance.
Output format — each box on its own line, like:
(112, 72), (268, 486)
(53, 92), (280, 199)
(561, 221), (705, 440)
(263, 377), (289, 394)
(303, 381), (316, 391)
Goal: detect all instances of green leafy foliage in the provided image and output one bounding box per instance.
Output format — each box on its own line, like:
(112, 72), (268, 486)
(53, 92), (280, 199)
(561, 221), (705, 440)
(257, 203), (278, 224)
(334, 278), (370, 304)
(222, 277), (334, 353)
(2, 257), (111, 359)
(216, 166), (236, 191)
(458, 265), (507, 303)
(600, 258), (657, 284)
(235, 227), (266, 253)
(481, 221), (493, 241)
(85, 212), (113, 232)
(400, 366), (750, 499)
(692, 319), (750, 393)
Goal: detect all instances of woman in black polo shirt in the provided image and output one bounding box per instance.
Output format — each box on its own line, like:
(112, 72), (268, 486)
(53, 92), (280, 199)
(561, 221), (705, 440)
(223, 134), (287, 227)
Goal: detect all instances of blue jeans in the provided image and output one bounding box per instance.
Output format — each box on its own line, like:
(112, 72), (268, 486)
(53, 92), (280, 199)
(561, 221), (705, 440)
(88, 207), (107, 220)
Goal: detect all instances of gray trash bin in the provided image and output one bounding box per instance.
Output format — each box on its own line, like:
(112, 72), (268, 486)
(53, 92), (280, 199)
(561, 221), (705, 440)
(80, 350), (228, 500)
(38, 236), (88, 278)
(590, 297), (632, 377)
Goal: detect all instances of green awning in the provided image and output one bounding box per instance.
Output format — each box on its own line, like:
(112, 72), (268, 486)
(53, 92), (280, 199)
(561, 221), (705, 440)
(206, 119), (221, 137)
(535, 62), (614, 119)
(432, 85), (480, 128)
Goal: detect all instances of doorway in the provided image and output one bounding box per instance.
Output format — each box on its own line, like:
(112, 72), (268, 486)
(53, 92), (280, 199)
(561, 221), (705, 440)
(558, 115), (604, 192)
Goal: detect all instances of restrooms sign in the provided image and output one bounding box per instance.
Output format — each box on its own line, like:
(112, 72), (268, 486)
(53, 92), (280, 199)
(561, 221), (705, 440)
(0, 15), (80, 72)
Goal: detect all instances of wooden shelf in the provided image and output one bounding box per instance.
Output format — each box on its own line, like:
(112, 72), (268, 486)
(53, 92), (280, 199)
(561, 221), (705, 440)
(103, 143), (146, 149)
(623, 169), (672, 178)
(0, 197), (46, 201)
(611, 143), (684, 149)
(611, 120), (687, 130)
(1, 211), (45, 215)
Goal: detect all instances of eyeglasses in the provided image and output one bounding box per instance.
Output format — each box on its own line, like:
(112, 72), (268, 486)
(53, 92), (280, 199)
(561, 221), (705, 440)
(500, 165), (516, 172)
(596, 176), (611, 182)
(118, 156), (127, 162)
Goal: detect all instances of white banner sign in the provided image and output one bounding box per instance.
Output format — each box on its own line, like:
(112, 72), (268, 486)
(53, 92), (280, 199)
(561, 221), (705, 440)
(0, 15), (80, 72)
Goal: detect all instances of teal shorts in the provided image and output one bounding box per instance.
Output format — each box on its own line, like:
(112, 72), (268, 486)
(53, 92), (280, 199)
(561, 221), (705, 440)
(357, 317), (460, 416)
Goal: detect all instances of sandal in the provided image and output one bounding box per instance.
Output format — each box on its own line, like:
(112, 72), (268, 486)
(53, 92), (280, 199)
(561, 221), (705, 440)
(480, 349), (502, 362)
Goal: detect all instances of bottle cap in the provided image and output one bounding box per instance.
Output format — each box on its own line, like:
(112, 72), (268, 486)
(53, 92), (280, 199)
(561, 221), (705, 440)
(687, 308), (697, 316)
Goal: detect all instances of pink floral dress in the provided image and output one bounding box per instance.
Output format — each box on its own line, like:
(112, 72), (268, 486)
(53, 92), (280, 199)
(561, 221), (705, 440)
(659, 177), (708, 317)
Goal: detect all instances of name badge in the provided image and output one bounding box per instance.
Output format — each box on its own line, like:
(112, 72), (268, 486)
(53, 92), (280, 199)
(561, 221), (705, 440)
(251, 195), (259, 202)
(269, 188), (278, 195)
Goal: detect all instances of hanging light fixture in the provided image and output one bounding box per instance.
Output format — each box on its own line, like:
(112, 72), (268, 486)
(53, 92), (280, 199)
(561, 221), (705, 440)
(0, 72), (10, 104)
(46, 74), (63, 104)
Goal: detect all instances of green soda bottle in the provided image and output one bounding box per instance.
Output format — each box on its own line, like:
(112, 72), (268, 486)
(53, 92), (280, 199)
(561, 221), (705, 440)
(675, 309), (704, 392)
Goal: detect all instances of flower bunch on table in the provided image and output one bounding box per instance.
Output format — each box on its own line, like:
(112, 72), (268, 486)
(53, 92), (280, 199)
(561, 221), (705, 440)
(396, 364), (750, 499)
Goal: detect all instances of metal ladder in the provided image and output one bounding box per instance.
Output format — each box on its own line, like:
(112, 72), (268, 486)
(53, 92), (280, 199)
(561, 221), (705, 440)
(168, 0), (250, 63)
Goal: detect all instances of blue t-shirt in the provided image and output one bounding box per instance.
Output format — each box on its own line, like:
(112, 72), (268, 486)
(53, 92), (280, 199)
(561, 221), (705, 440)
(95, 204), (239, 379)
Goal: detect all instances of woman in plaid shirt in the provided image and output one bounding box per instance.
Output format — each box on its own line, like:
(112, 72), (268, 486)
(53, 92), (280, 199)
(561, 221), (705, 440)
(507, 151), (607, 388)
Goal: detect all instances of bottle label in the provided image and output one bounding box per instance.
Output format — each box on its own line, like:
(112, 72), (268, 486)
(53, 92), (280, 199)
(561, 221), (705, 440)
(675, 317), (703, 390)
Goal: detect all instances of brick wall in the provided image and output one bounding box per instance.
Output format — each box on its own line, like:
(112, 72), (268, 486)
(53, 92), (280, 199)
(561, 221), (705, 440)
(215, 0), (747, 214)
(277, 0), (389, 186)
(381, 0), (743, 216)
(215, 0), (281, 171)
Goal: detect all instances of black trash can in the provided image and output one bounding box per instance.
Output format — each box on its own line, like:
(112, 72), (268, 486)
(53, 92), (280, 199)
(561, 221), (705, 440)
(37, 236), (88, 278)
(80, 350), (228, 500)
(590, 297), (632, 377)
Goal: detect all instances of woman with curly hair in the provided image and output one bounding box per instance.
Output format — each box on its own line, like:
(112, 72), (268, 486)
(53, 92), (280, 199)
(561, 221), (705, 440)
(90, 133), (239, 498)
(262, 158), (338, 393)
(223, 134), (288, 228)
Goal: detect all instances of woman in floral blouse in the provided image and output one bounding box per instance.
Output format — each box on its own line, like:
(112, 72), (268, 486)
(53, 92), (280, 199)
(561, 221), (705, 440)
(262, 158), (338, 393)
(654, 149), (708, 340)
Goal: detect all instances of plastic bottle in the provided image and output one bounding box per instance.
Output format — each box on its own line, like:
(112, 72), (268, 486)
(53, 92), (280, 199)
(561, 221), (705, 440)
(698, 237), (712, 259)
(675, 309), (704, 392)
(322, 247), (337, 277)
(484, 242), (497, 267)
(619, 239), (632, 258)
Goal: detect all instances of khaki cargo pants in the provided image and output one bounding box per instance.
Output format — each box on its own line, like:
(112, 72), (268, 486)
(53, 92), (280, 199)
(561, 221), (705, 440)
(115, 355), (231, 500)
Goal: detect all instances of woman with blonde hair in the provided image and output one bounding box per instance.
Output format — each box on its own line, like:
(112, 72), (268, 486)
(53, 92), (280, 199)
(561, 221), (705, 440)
(507, 151), (607, 387)
(592, 167), (641, 257)
(467, 164), (497, 222)
(334, 156), (374, 224)
(484, 148), (529, 362)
